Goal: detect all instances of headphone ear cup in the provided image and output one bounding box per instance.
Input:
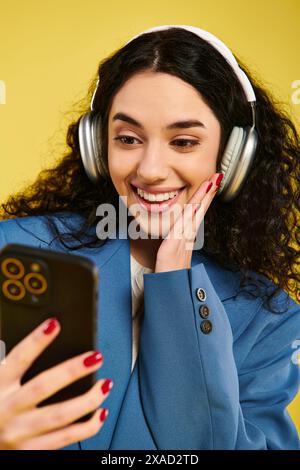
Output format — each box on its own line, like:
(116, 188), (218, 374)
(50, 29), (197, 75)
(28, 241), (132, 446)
(218, 125), (258, 202)
(78, 112), (102, 183)
(91, 113), (105, 176)
(218, 126), (246, 197)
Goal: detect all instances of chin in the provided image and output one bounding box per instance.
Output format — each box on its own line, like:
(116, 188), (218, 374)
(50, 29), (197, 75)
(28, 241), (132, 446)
(128, 214), (175, 241)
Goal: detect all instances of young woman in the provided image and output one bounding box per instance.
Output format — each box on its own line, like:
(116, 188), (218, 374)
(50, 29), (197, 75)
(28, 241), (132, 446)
(0, 25), (299, 450)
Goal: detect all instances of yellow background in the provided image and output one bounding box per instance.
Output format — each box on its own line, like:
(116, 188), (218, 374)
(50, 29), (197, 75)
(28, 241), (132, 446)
(0, 0), (299, 434)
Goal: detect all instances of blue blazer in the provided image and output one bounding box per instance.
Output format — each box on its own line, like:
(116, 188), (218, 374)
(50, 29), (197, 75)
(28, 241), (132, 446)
(0, 211), (299, 450)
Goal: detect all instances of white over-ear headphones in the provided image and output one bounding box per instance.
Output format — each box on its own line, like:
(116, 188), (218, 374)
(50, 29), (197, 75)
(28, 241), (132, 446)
(78, 24), (258, 202)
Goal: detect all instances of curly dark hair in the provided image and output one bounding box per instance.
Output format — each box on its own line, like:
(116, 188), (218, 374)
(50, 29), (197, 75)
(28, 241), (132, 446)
(1, 27), (299, 312)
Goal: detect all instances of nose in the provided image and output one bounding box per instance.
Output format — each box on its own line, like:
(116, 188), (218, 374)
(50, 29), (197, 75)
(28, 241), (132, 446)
(136, 145), (169, 183)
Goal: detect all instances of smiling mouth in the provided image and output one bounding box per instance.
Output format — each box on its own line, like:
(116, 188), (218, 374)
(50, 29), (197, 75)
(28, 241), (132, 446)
(130, 183), (186, 213)
(130, 184), (185, 201)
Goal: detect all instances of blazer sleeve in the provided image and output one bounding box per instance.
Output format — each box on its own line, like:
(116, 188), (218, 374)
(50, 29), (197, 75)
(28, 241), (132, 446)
(138, 262), (300, 450)
(0, 222), (7, 248)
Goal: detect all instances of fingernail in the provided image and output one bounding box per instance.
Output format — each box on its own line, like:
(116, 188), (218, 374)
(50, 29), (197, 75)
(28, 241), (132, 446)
(83, 351), (103, 367)
(216, 173), (224, 187)
(100, 408), (109, 422)
(206, 182), (213, 193)
(43, 318), (59, 335)
(101, 379), (114, 395)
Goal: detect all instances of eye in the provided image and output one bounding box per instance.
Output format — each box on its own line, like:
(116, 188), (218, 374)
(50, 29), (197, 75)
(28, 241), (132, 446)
(113, 135), (200, 149)
(113, 135), (140, 145)
(171, 139), (200, 148)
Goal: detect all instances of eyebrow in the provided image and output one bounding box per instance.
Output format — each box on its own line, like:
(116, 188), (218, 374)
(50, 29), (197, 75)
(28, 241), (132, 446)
(112, 112), (206, 130)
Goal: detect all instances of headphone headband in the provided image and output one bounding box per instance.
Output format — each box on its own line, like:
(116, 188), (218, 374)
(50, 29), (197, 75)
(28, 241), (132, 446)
(91, 24), (256, 111)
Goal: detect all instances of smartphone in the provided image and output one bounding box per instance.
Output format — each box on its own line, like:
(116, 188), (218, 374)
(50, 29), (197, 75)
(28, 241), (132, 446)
(0, 243), (99, 422)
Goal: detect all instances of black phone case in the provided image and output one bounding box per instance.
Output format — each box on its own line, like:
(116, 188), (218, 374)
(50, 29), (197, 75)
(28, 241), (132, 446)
(0, 243), (98, 422)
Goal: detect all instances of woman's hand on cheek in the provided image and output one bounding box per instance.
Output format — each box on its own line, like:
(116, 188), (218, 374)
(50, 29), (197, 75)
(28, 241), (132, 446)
(154, 172), (224, 273)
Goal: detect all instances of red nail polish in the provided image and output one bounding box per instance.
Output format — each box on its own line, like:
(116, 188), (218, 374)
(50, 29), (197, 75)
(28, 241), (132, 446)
(100, 408), (109, 422)
(216, 173), (224, 187)
(101, 379), (113, 395)
(206, 182), (213, 193)
(43, 318), (59, 335)
(83, 351), (103, 367)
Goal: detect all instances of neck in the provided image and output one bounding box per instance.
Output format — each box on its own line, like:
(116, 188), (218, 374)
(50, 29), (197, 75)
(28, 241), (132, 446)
(129, 237), (163, 271)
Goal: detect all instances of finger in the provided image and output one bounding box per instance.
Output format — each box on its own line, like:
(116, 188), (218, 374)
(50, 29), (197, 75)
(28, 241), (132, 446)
(183, 202), (203, 244)
(188, 172), (223, 211)
(199, 172), (224, 213)
(183, 173), (224, 244)
(18, 408), (109, 450)
(192, 172), (224, 229)
(188, 172), (224, 219)
(4, 378), (113, 443)
(179, 176), (215, 238)
(171, 173), (223, 238)
(168, 179), (210, 239)
(0, 317), (61, 385)
(6, 349), (104, 415)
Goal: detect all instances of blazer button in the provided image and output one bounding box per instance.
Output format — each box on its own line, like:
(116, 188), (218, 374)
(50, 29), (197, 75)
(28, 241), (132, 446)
(196, 287), (206, 302)
(200, 320), (213, 334)
(199, 305), (210, 319)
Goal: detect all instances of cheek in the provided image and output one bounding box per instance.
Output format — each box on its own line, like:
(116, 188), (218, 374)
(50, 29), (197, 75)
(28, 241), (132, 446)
(108, 155), (134, 198)
(107, 155), (121, 192)
(194, 137), (220, 174)
(179, 154), (217, 185)
(108, 156), (123, 186)
(179, 140), (220, 194)
(108, 152), (133, 178)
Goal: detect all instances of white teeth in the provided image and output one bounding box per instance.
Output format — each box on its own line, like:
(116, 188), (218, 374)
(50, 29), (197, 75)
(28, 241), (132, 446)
(136, 187), (179, 202)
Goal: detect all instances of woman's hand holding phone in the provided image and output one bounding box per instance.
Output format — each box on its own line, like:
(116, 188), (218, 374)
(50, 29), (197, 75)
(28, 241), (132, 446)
(0, 317), (113, 450)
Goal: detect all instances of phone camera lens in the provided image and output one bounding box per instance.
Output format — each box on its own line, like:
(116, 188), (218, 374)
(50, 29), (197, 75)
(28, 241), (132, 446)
(8, 283), (21, 295)
(29, 276), (42, 290)
(7, 262), (19, 275)
(1, 258), (25, 279)
(24, 273), (47, 295)
(2, 279), (26, 301)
